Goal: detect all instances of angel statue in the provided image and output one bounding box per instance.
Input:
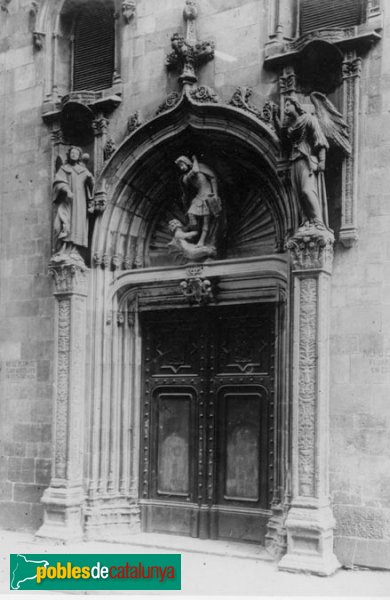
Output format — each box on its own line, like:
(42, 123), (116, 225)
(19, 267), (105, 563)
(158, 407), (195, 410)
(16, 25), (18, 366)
(280, 93), (351, 231)
(168, 155), (223, 262)
(52, 146), (94, 264)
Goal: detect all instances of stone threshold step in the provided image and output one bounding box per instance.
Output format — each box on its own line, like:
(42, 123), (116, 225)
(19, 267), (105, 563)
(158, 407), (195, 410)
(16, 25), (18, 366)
(91, 532), (275, 562)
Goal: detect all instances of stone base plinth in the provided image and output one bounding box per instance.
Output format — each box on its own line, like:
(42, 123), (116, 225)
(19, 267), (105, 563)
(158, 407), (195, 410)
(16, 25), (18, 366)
(278, 505), (340, 576)
(84, 501), (141, 541)
(35, 485), (85, 543)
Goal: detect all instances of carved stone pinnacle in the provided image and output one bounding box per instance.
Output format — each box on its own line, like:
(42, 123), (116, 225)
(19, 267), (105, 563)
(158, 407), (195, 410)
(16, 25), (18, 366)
(166, 1), (215, 87)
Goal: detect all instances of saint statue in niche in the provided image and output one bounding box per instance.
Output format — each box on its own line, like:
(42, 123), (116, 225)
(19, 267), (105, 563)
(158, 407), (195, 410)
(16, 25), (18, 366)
(168, 154), (223, 262)
(52, 146), (94, 264)
(279, 93), (351, 232)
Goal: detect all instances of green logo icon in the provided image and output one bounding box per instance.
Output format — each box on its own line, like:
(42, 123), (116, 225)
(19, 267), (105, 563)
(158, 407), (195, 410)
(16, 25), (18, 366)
(10, 554), (181, 591)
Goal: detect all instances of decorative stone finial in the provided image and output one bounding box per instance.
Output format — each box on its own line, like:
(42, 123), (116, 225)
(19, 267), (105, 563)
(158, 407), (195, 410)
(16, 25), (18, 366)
(166, 0), (215, 87)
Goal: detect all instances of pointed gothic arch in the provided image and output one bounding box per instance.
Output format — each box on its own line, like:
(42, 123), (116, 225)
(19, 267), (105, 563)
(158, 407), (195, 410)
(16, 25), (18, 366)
(91, 93), (298, 271)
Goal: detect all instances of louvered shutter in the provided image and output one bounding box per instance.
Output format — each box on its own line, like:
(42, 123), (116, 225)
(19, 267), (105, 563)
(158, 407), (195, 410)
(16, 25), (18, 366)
(300, 0), (367, 34)
(73, 2), (115, 92)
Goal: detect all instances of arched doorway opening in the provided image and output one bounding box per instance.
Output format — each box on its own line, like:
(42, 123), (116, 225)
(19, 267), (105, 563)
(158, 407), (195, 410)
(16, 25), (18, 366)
(84, 97), (293, 547)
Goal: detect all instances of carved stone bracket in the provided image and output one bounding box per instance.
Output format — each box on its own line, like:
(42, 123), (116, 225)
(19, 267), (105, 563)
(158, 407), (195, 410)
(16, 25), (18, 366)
(36, 262), (89, 542)
(180, 277), (214, 305)
(279, 229), (339, 575)
(122, 0), (136, 24)
(340, 53), (362, 247)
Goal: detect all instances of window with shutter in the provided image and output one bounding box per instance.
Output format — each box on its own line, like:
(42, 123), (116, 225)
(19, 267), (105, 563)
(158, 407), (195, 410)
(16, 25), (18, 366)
(300, 0), (367, 35)
(73, 1), (115, 92)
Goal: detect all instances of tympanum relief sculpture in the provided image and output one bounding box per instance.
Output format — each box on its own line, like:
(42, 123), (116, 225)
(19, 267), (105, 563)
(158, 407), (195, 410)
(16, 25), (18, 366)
(168, 155), (224, 262)
(52, 146), (94, 266)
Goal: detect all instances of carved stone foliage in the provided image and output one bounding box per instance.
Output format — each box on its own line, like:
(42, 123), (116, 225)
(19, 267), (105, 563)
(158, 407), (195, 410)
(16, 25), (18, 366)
(229, 87), (278, 129)
(122, 0), (136, 24)
(92, 117), (109, 137)
(155, 92), (181, 116)
(166, 1), (215, 86)
(55, 297), (71, 479)
(287, 225), (334, 273)
(279, 73), (297, 96)
(297, 278), (317, 497)
(49, 262), (88, 296)
(180, 277), (214, 305)
(103, 138), (116, 161)
(127, 111), (142, 133)
(189, 85), (220, 104)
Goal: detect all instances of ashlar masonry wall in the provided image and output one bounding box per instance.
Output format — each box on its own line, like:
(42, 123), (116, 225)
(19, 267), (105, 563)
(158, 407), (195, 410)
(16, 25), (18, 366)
(330, 3), (390, 569)
(0, 1), (54, 529)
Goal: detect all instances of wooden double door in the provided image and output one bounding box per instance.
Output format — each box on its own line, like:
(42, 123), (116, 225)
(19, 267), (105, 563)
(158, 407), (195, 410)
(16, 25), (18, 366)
(140, 303), (276, 544)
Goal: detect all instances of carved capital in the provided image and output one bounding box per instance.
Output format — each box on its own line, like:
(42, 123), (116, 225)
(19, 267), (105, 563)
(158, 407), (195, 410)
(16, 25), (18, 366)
(49, 262), (88, 296)
(92, 117), (109, 137)
(287, 225), (335, 273)
(280, 73), (297, 95)
(51, 128), (66, 145)
(342, 57), (362, 80)
(122, 0), (136, 24)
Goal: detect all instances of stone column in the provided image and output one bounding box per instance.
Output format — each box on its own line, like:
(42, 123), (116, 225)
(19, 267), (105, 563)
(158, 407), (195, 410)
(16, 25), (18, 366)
(340, 53), (362, 248)
(36, 263), (88, 541)
(278, 228), (340, 576)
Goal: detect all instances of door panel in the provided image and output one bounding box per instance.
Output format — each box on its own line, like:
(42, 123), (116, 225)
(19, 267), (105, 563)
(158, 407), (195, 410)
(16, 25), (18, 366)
(224, 393), (261, 502)
(156, 392), (192, 496)
(140, 304), (275, 544)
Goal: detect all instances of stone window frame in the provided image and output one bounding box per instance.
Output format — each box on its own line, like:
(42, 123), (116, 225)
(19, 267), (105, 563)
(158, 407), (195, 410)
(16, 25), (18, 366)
(32, 0), (127, 119)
